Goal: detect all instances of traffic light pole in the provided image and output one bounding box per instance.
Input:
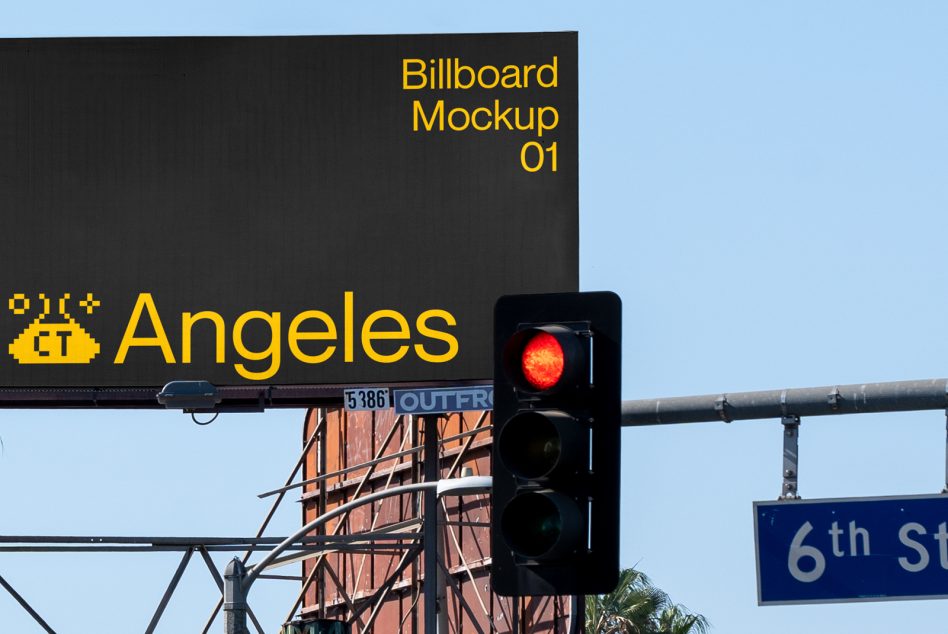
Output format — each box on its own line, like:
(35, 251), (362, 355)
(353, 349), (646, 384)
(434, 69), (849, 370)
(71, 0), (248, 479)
(620, 378), (948, 426)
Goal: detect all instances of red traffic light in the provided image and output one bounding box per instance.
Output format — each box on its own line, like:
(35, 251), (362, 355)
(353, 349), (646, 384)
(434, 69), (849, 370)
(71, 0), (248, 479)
(492, 291), (622, 596)
(521, 331), (564, 390)
(503, 325), (586, 394)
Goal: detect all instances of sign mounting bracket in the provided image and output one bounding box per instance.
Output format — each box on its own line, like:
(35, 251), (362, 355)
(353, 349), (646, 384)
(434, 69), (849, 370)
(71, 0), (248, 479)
(779, 415), (801, 500)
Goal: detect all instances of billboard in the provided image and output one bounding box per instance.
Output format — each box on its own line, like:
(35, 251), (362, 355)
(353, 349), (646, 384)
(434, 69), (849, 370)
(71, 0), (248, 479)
(0, 33), (578, 404)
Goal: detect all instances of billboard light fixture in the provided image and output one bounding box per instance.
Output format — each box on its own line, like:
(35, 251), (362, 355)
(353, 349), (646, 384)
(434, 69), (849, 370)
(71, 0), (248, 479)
(156, 380), (221, 411)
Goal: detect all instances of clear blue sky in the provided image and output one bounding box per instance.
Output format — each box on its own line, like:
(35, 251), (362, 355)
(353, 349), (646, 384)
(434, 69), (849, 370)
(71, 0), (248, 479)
(2, 2), (948, 632)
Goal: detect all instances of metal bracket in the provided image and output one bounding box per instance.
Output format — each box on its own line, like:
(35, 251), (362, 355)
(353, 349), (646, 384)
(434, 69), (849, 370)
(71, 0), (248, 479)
(714, 395), (732, 423)
(827, 386), (842, 411)
(780, 415), (801, 500)
(942, 383), (948, 494)
(944, 405), (948, 494)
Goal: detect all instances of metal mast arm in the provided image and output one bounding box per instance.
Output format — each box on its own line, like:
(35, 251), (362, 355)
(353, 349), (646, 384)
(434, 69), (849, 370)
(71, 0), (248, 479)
(622, 378), (948, 426)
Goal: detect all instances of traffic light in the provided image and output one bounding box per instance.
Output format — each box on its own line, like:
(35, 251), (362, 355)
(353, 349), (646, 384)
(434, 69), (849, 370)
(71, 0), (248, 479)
(491, 291), (621, 596)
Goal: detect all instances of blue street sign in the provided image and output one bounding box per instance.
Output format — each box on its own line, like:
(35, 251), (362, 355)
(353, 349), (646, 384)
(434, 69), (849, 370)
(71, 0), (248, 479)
(393, 385), (493, 415)
(755, 494), (948, 605)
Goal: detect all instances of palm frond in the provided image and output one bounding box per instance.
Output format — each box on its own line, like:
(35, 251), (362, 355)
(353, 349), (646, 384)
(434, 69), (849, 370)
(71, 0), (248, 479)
(585, 567), (710, 634)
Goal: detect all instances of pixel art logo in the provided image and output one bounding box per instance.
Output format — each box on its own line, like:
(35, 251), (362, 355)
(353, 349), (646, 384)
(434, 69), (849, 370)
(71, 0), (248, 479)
(8, 293), (101, 364)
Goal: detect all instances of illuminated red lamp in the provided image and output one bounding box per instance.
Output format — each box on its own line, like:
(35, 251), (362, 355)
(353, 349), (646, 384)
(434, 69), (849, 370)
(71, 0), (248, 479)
(521, 331), (565, 390)
(503, 325), (584, 394)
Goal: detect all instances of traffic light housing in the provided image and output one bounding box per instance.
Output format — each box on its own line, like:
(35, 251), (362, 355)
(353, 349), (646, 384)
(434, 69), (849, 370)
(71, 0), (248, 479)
(491, 291), (621, 596)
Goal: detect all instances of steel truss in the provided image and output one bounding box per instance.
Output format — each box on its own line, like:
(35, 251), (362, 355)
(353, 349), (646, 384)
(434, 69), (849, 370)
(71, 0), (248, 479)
(0, 532), (414, 633)
(0, 406), (571, 633)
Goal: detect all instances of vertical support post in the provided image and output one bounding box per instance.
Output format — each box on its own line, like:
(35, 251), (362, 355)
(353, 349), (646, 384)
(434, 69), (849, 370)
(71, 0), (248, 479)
(569, 594), (584, 634)
(422, 415), (446, 634)
(436, 501), (449, 634)
(410, 415), (420, 634)
(780, 415), (801, 500)
(317, 408), (328, 618)
(223, 558), (250, 634)
(943, 411), (948, 493)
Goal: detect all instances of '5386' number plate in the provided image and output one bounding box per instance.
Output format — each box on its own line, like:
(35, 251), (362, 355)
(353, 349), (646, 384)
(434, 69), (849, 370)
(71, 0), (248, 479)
(343, 387), (391, 411)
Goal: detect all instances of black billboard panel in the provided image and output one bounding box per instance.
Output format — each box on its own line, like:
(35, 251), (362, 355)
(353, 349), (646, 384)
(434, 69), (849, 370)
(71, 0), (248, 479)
(0, 33), (577, 403)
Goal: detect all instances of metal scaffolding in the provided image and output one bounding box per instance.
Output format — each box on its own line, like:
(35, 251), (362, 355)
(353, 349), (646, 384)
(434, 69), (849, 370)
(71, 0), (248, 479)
(0, 407), (571, 633)
(293, 408), (570, 633)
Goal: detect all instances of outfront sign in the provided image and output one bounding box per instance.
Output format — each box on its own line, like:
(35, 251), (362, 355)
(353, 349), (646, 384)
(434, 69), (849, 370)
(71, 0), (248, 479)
(0, 34), (577, 399)
(755, 494), (948, 604)
(393, 385), (493, 415)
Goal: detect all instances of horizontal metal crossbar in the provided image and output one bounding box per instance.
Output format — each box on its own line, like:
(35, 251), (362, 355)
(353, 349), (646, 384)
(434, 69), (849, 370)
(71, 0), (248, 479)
(0, 532), (421, 552)
(622, 378), (948, 425)
(0, 380), (490, 409)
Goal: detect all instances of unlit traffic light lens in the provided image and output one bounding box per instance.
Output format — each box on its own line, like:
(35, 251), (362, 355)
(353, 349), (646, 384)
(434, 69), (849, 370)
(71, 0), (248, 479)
(501, 491), (582, 560)
(497, 410), (583, 480)
(521, 331), (564, 390)
(498, 411), (561, 479)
